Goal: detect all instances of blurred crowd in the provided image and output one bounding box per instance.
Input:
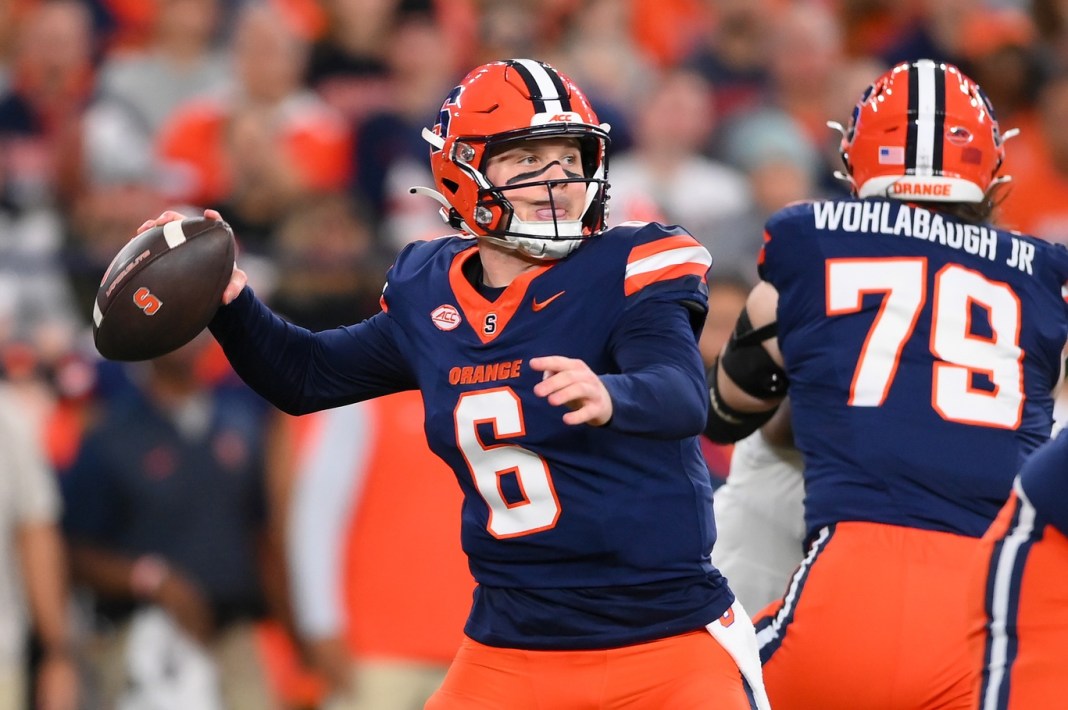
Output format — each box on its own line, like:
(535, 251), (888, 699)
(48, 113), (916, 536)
(3, 0), (1068, 708)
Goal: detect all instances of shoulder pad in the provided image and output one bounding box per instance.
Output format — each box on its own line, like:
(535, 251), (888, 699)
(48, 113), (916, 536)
(765, 200), (819, 234)
(614, 223), (712, 297)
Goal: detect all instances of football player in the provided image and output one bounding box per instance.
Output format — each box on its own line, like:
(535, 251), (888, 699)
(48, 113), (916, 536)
(138, 59), (769, 709)
(705, 59), (1068, 709)
(973, 427), (1068, 710)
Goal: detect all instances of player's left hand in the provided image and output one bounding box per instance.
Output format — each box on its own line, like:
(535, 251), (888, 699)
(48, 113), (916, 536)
(531, 356), (613, 427)
(137, 208), (248, 304)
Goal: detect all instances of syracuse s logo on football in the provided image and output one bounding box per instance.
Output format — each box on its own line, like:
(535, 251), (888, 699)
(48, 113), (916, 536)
(133, 287), (162, 316)
(431, 304), (461, 331)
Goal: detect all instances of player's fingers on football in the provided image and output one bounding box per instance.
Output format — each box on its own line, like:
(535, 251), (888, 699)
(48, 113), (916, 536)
(138, 210), (187, 233)
(222, 266), (248, 305)
(204, 208), (223, 221)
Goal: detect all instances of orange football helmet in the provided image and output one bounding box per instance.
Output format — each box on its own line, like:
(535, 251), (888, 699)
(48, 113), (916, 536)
(412, 59), (611, 260)
(831, 59), (1013, 203)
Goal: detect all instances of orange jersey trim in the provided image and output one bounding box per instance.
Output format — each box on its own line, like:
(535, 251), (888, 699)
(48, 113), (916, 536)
(624, 234), (712, 297)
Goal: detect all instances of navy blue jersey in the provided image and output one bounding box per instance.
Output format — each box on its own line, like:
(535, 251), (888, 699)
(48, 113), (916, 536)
(210, 222), (733, 649)
(1018, 427), (1068, 538)
(760, 198), (1068, 538)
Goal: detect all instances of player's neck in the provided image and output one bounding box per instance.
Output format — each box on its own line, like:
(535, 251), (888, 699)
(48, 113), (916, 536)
(477, 241), (539, 288)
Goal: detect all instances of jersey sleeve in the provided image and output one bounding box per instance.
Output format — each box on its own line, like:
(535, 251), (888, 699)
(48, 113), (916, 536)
(1019, 428), (1068, 538)
(602, 296), (710, 438)
(209, 286), (417, 415)
(621, 223), (713, 336)
(756, 202), (813, 286)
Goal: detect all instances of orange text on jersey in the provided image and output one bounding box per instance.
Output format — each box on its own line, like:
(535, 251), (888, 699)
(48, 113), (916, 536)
(449, 360), (523, 386)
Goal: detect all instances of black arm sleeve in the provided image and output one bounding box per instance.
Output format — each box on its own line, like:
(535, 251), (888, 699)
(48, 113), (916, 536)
(703, 357), (779, 444)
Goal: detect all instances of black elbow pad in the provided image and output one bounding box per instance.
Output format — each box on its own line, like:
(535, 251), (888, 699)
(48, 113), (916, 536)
(704, 358), (778, 444)
(719, 309), (789, 400)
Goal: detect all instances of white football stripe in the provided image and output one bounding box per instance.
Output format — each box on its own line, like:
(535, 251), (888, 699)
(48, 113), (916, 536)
(93, 301), (103, 326)
(163, 220), (187, 249)
(625, 245), (712, 278)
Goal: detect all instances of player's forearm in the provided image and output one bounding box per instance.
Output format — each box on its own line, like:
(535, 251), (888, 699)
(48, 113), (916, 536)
(211, 289), (414, 414)
(605, 300), (709, 437)
(17, 522), (73, 653)
(602, 362), (707, 437)
(209, 287), (322, 414)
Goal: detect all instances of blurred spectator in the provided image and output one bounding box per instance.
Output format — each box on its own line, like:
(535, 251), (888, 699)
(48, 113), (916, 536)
(0, 383), (79, 710)
(156, 2), (351, 254)
(304, 0), (402, 124)
(0, 0), (95, 211)
(875, 0), (980, 67)
(85, 0), (231, 188)
(350, 9), (461, 250)
(996, 68), (1068, 242)
(683, 0), (777, 128)
(471, 0), (576, 65)
(710, 401), (805, 613)
(629, 0), (707, 69)
(697, 271), (750, 485)
(283, 392), (473, 710)
(1034, 0), (1068, 68)
(0, 0), (17, 93)
(832, 0), (914, 60)
(957, 8), (1042, 128)
(545, 0), (657, 154)
(0, 206), (83, 360)
(762, 2), (843, 152)
(718, 109), (824, 282)
(60, 336), (285, 710)
(268, 193), (391, 330)
(607, 68), (752, 274)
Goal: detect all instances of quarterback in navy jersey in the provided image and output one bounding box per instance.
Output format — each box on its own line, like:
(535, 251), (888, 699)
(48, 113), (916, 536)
(139, 60), (769, 709)
(705, 60), (1068, 710)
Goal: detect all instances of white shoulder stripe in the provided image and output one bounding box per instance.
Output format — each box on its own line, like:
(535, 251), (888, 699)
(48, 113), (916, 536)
(625, 245), (712, 278)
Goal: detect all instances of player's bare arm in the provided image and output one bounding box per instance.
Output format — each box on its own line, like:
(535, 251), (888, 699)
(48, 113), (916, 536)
(705, 281), (788, 443)
(530, 355), (613, 427)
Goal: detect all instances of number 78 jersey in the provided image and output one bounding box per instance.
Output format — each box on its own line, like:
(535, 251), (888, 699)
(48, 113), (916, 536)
(760, 198), (1068, 539)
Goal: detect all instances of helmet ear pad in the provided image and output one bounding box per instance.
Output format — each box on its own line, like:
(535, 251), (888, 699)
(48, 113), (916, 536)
(839, 59), (1007, 204)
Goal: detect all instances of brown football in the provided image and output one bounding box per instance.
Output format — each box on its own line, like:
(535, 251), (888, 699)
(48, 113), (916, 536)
(92, 217), (235, 361)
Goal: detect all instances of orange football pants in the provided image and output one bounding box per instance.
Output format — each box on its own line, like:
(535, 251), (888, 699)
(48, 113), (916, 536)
(972, 492), (1068, 710)
(754, 521), (985, 710)
(425, 628), (754, 709)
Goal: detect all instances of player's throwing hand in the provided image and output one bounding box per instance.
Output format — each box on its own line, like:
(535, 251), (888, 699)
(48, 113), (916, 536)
(530, 355), (613, 426)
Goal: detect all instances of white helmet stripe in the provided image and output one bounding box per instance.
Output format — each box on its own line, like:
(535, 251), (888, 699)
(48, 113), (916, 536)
(512, 59), (566, 115)
(914, 59), (938, 177)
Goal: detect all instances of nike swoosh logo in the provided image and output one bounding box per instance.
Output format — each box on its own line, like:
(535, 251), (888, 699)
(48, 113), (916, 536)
(532, 291), (565, 311)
